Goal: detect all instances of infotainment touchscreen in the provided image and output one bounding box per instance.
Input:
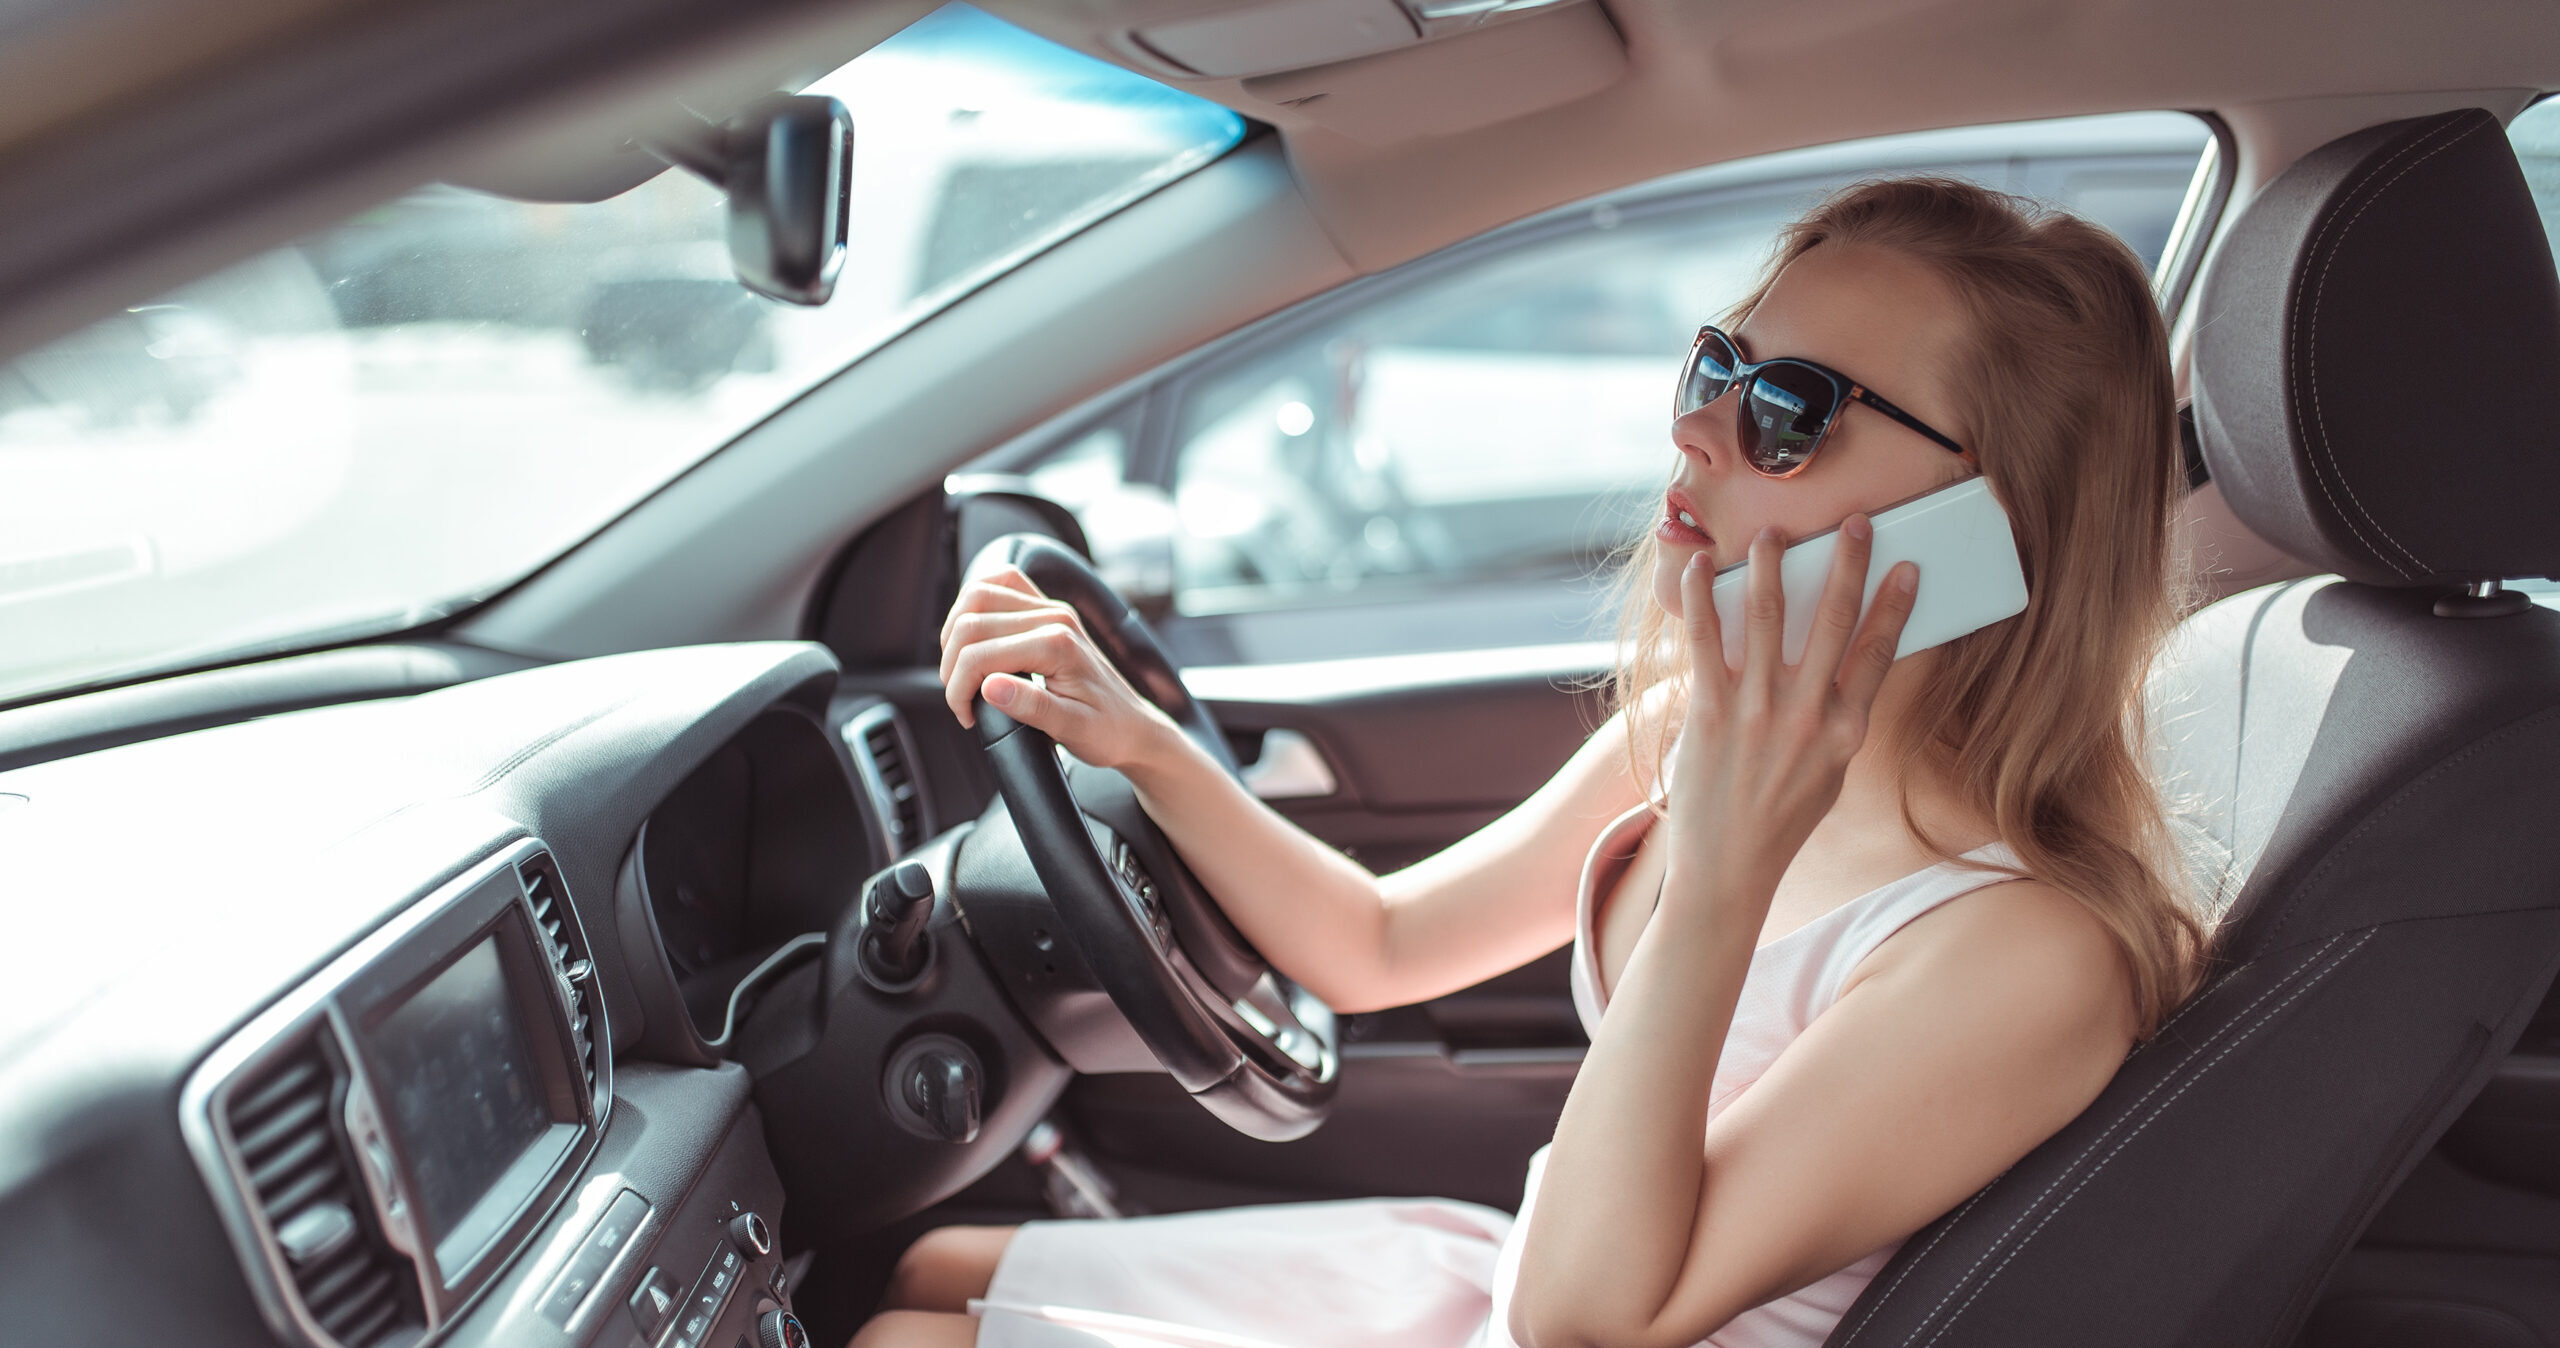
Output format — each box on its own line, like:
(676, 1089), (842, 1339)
(368, 932), (556, 1272)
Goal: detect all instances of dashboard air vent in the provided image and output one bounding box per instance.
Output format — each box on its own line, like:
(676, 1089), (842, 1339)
(224, 1040), (421, 1348)
(857, 709), (927, 856)
(519, 851), (598, 1092)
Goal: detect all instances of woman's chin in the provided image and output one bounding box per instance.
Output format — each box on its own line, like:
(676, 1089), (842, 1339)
(1651, 560), (1690, 620)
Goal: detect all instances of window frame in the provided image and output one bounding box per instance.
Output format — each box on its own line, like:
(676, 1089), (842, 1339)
(2152, 112), (2239, 320)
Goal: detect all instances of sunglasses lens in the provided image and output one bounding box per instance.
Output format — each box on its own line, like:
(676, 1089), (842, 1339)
(1676, 330), (1741, 418)
(1740, 362), (1839, 475)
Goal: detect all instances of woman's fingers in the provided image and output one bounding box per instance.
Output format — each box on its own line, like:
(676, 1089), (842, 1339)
(1836, 561), (1920, 713)
(937, 566), (1058, 650)
(976, 670), (1093, 744)
(1794, 514), (1874, 684)
(937, 606), (1080, 691)
(943, 626), (1086, 729)
(1740, 527), (1786, 689)
(1677, 553), (1727, 719)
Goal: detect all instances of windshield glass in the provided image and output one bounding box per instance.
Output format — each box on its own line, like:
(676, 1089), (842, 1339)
(0, 4), (1242, 706)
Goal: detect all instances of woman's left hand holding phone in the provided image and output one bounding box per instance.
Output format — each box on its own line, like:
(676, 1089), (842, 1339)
(1666, 517), (1920, 907)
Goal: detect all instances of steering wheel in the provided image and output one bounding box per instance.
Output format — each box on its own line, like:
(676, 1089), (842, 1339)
(964, 533), (1339, 1142)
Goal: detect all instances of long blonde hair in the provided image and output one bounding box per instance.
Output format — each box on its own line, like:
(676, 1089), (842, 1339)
(1612, 176), (2204, 1035)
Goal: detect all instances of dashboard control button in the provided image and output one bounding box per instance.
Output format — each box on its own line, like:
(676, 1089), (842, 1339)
(728, 1212), (773, 1258)
(629, 1267), (677, 1338)
(589, 1190), (648, 1254)
(542, 1190), (651, 1327)
(756, 1309), (810, 1348)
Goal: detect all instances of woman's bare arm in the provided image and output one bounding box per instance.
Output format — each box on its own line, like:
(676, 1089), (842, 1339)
(1115, 702), (1643, 1012)
(1513, 877), (2134, 1348)
(938, 565), (1647, 1013)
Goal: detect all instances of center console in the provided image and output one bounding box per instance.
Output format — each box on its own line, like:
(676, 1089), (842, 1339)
(181, 838), (808, 1348)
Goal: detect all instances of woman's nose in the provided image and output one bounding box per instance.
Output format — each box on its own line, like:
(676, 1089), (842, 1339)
(1672, 402), (1734, 471)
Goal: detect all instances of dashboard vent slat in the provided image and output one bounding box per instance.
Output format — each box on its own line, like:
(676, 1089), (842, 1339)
(519, 851), (599, 1093)
(222, 1038), (421, 1348)
(234, 1088), (330, 1167)
(857, 711), (928, 855)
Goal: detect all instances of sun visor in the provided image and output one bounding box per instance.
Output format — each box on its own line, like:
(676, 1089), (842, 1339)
(1239, 0), (1623, 145)
(1131, 0), (1421, 78)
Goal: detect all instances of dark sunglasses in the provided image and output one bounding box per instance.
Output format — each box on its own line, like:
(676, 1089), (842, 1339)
(1675, 324), (1970, 478)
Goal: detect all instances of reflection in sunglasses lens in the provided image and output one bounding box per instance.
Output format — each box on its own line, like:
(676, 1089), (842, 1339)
(1679, 332), (1740, 419)
(1743, 363), (1835, 473)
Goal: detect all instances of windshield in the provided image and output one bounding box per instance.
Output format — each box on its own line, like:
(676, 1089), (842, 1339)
(0, 4), (1242, 707)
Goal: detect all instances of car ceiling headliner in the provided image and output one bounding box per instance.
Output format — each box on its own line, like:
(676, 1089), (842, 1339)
(982, 0), (2560, 269)
(0, 0), (2553, 364)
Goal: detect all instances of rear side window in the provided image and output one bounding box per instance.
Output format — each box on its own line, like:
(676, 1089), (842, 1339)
(2502, 98), (2559, 608)
(2510, 99), (2560, 265)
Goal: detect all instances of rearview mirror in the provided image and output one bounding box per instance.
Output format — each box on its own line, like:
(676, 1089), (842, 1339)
(650, 94), (852, 306)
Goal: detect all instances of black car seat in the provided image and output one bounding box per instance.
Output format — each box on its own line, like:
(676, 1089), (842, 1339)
(1824, 107), (2560, 1348)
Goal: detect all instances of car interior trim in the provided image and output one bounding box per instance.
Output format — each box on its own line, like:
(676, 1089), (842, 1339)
(1184, 640), (1614, 705)
(0, 642), (537, 773)
(1239, 728), (1340, 801)
(708, 933), (829, 1051)
(2153, 112), (2239, 321)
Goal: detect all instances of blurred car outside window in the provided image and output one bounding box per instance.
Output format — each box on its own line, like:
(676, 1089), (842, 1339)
(1000, 113), (2213, 666)
(0, 4), (1243, 706)
(2501, 97), (2560, 609)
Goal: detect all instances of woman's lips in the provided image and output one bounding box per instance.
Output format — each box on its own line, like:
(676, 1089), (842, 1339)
(1657, 490), (1713, 548)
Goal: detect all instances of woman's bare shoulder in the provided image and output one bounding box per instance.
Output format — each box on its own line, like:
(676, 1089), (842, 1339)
(1857, 874), (2140, 1045)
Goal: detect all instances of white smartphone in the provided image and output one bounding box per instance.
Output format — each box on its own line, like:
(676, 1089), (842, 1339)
(1708, 475), (2029, 668)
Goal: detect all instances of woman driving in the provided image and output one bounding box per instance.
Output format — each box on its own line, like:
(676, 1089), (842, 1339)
(855, 175), (2205, 1348)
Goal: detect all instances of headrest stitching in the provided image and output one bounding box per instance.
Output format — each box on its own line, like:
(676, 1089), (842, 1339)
(2296, 114), (2487, 580)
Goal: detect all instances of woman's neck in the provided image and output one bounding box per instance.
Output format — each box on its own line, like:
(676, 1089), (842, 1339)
(1806, 652), (1992, 864)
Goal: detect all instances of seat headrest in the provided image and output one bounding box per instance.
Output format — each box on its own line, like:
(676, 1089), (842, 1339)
(2192, 108), (2560, 587)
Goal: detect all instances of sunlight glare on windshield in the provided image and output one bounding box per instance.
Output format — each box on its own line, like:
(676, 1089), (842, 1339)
(0, 4), (1241, 706)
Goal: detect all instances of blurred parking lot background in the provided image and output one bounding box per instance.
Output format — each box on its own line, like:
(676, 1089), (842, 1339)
(0, 4), (1241, 702)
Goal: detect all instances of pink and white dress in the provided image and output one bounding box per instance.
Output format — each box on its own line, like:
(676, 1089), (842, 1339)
(971, 806), (2021, 1348)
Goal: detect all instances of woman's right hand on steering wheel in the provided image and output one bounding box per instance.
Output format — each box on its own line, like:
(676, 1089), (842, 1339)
(938, 564), (1185, 773)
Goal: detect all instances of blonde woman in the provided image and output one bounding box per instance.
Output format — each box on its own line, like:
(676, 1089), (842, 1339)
(857, 176), (2205, 1348)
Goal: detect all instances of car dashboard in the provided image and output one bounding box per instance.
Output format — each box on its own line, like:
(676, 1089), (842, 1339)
(0, 641), (940, 1348)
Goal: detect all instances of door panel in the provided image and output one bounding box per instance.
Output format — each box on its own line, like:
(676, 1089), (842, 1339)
(1070, 1052), (1578, 1214)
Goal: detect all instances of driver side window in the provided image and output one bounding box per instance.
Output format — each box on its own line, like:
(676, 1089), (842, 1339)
(991, 116), (2211, 666)
(1166, 206), (1786, 626)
